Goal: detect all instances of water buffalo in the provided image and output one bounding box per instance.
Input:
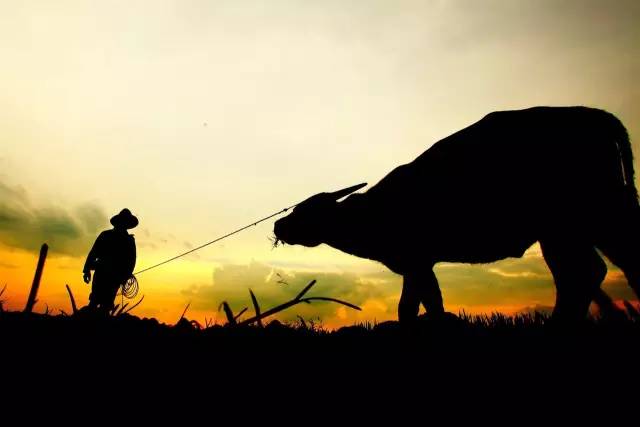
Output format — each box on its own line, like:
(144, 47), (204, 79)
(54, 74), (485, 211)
(274, 106), (639, 323)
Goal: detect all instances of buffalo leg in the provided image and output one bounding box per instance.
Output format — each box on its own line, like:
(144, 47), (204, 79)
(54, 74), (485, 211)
(399, 270), (445, 323)
(540, 239), (607, 324)
(399, 274), (421, 323)
(596, 221), (640, 302)
(421, 269), (445, 315)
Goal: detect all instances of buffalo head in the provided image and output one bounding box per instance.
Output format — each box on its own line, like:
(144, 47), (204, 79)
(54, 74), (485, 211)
(273, 183), (367, 247)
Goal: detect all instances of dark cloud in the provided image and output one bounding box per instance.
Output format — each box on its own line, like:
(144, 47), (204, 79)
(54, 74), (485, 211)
(75, 203), (107, 234)
(0, 179), (107, 257)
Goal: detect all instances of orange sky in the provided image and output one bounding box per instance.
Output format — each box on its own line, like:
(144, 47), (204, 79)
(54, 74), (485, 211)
(1, 1), (639, 327)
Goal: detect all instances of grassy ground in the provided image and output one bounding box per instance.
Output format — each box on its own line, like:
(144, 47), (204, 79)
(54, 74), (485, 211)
(2, 308), (639, 416)
(3, 308), (639, 359)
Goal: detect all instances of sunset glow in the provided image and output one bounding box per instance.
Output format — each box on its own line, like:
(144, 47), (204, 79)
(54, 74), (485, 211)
(2, 1), (639, 326)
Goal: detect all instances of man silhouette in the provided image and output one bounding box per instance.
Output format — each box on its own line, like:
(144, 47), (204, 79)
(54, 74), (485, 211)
(83, 209), (138, 313)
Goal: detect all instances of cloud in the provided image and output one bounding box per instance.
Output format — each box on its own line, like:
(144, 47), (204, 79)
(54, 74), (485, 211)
(437, 251), (638, 310)
(0, 178), (107, 257)
(182, 261), (395, 322)
(179, 246), (640, 325)
(178, 248), (571, 321)
(75, 203), (107, 235)
(434, 251), (556, 308)
(179, 254), (553, 323)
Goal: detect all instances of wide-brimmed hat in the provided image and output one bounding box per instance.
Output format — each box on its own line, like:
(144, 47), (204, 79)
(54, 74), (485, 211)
(110, 208), (139, 229)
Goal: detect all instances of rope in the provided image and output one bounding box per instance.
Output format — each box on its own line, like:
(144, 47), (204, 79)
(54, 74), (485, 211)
(133, 204), (297, 276)
(121, 275), (139, 299)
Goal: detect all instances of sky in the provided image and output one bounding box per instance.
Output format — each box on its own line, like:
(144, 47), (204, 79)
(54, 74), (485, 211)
(1, 0), (639, 327)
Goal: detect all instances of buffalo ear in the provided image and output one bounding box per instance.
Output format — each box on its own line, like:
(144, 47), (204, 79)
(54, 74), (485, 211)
(329, 183), (367, 201)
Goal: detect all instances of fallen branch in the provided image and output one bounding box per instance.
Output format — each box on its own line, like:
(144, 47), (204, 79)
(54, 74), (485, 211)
(234, 280), (361, 327)
(233, 307), (248, 322)
(300, 296), (361, 311)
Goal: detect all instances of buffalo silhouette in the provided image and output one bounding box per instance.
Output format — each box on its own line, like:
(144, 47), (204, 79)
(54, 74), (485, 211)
(274, 106), (639, 323)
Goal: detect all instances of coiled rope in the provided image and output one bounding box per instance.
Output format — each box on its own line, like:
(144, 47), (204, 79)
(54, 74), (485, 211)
(121, 275), (139, 299)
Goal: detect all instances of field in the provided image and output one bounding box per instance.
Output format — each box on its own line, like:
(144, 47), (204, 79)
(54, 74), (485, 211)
(3, 303), (639, 418)
(3, 306), (639, 363)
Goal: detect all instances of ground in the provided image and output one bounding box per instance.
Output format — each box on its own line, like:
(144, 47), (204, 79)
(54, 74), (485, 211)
(3, 309), (638, 418)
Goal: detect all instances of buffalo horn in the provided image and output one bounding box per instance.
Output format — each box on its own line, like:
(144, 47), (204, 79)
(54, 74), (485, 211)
(329, 183), (367, 201)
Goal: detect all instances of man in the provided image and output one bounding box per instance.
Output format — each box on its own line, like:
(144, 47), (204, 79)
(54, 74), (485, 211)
(83, 208), (138, 313)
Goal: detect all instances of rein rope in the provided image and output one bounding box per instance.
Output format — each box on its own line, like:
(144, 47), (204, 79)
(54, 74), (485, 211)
(131, 203), (297, 278)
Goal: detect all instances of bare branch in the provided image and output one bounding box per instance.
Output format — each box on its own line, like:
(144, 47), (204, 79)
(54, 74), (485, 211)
(249, 289), (263, 327)
(233, 307), (248, 321)
(302, 297), (362, 311)
(65, 284), (78, 314)
(294, 280), (316, 300)
(236, 279), (359, 327)
(178, 301), (191, 323)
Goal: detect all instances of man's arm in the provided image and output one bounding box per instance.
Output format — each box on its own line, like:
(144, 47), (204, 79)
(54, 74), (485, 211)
(83, 232), (106, 283)
(125, 235), (137, 277)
